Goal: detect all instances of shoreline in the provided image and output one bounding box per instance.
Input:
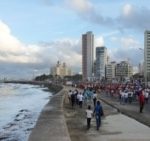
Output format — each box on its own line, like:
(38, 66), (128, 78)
(3, 80), (63, 94)
(28, 87), (71, 141)
(2, 81), (65, 141)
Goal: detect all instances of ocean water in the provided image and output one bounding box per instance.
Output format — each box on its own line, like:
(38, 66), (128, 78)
(0, 83), (52, 141)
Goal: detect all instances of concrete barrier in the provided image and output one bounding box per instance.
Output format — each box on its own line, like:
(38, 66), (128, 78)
(28, 88), (71, 141)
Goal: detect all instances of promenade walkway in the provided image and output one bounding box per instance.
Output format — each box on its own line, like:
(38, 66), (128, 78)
(28, 86), (150, 141)
(64, 87), (150, 141)
(99, 91), (150, 127)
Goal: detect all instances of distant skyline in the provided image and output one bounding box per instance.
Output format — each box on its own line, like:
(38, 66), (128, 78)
(0, 0), (149, 79)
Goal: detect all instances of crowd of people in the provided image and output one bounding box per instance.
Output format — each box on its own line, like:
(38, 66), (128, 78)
(78, 80), (150, 113)
(67, 80), (150, 130)
(67, 87), (104, 130)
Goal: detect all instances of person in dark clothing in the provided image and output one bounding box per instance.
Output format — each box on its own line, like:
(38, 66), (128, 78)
(71, 92), (75, 108)
(93, 100), (104, 130)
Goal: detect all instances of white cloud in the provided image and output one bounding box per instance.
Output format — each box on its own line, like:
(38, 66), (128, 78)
(65, 1), (150, 32)
(0, 20), (41, 64)
(118, 4), (150, 31)
(95, 36), (104, 47)
(123, 4), (133, 16)
(39, 38), (82, 67)
(109, 36), (143, 66)
(118, 36), (141, 49)
(0, 21), (82, 78)
(65, 0), (93, 14)
(65, 0), (114, 26)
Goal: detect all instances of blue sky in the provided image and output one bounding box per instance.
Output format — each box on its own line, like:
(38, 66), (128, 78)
(0, 0), (149, 79)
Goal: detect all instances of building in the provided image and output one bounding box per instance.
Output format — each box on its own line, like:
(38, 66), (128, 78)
(116, 61), (133, 81)
(95, 46), (107, 80)
(144, 30), (150, 85)
(82, 31), (94, 81)
(106, 61), (116, 81)
(51, 61), (72, 78)
(139, 62), (144, 75)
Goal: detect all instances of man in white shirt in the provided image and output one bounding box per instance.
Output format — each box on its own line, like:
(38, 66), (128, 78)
(93, 91), (97, 107)
(68, 90), (72, 104)
(86, 105), (93, 129)
(144, 89), (149, 104)
(79, 92), (83, 108)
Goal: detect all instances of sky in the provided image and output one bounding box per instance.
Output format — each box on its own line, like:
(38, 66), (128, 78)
(0, 0), (149, 79)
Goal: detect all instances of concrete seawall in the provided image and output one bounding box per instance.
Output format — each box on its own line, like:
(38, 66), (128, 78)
(28, 88), (71, 141)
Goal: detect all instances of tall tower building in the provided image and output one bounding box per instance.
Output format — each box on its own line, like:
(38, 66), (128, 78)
(144, 30), (150, 85)
(95, 46), (107, 80)
(82, 31), (94, 81)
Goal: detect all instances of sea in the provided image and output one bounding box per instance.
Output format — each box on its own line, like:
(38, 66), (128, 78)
(0, 83), (52, 141)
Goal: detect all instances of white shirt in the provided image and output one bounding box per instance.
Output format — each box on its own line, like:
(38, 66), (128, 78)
(124, 92), (128, 98)
(79, 94), (83, 102)
(86, 109), (93, 118)
(77, 93), (80, 100)
(144, 91), (149, 98)
(68, 91), (72, 98)
(93, 93), (97, 99)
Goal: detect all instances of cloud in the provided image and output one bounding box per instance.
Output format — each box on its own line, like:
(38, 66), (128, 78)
(38, 38), (82, 68)
(65, 1), (150, 32)
(109, 36), (143, 66)
(0, 21), (82, 79)
(122, 4), (133, 16)
(118, 4), (150, 31)
(65, 0), (93, 13)
(65, 0), (114, 26)
(95, 36), (104, 47)
(0, 21), (41, 64)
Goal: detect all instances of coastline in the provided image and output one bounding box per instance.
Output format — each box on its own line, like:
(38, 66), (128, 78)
(3, 81), (65, 141)
(0, 83), (56, 141)
(28, 87), (71, 141)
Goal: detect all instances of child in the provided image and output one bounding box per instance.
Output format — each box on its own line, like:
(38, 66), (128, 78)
(86, 105), (93, 129)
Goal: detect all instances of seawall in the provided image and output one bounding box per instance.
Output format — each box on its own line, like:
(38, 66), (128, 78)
(28, 88), (71, 141)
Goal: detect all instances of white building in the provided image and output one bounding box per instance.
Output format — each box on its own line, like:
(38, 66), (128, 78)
(106, 61), (116, 80)
(82, 31), (94, 81)
(95, 46), (107, 80)
(116, 61), (133, 81)
(144, 30), (150, 84)
(51, 61), (72, 78)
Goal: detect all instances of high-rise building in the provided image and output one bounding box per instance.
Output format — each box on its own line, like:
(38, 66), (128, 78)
(95, 46), (107, 80)
(82, 31), (94, 81)
(144, 30), (150, 84)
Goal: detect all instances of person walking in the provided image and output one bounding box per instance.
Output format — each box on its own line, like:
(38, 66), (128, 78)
(79, 92), (84, 108)
(86, 105), (93, 129)
(93, 100), (104, 130)
(144, 89), (149, 104)
(71, 91), (75, 108)
(68, 90), (72, 104)
(93, 91), (97, 107)
(139, 90), (145, 113)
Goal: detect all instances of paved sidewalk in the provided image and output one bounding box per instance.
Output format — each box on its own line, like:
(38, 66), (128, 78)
(64, 87), (150, 141)
(99, 92), (150, 127)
